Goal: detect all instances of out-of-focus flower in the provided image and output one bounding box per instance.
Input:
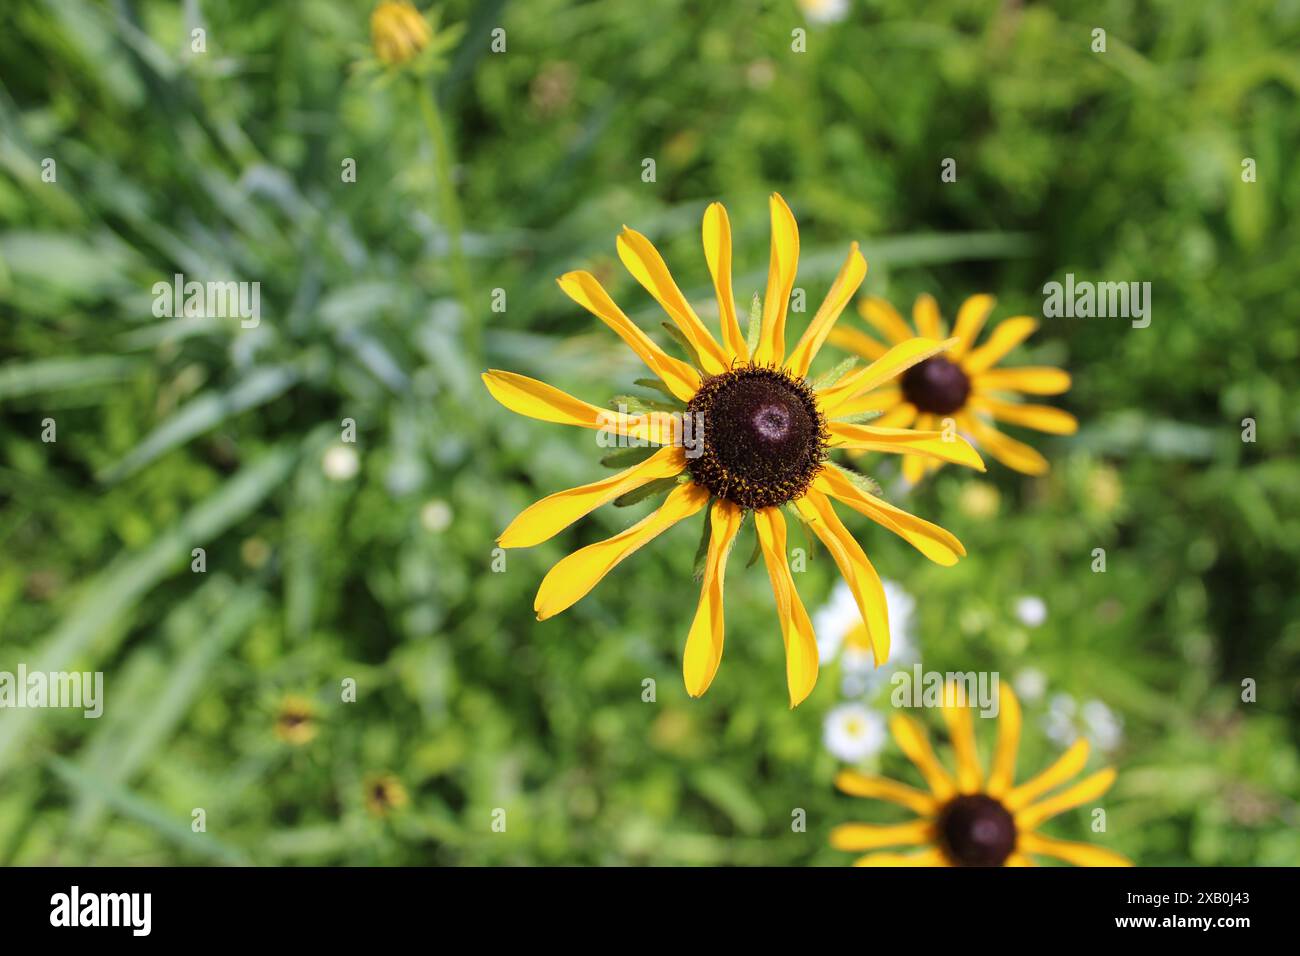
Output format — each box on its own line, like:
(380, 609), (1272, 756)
(1088, 463), (1123, 515)
(322, 444), (360, 481)
(830, 684), (1130, 866)
(371, 2), (432, 66)
(745, 59), (775, 90)
(830, 293), (1076, 480)
(274, 695), (319, 746)
(815, 579), (917, 695)
(958, 480), (1000, 520)
(421, 499), (453, 532)
(364, 773), (410, 817)
(530, 61), (576, 116)
(241, 536), (271, 569)
(798, 0), (851, 24)
(823, 703), (887, 762)
(1045, 694), (1123, 753)
(1014, 595), (1047, 628)
(1013, 667), (1047, 703)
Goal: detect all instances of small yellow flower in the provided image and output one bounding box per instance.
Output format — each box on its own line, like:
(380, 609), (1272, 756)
(830, 684), (1131, 866)
(484, 196), (987, 707)
(364, 773), (410, 817)
(273, 694), (318, 746)
(829, 293), (1077, 480)
(371, 1), (432, 66)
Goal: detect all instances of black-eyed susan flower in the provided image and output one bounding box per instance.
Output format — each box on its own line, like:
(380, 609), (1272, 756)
(370, 1), (432, 66)
(830, 684), (1131, 866)
(828, 293), (1077, 480)
(483, 195), (986, 707)
(273, 694), (318, 746)
(364, 773), (410, 817)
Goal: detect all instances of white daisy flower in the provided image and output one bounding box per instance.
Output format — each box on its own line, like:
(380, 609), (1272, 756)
(798, 0), (850, 25)
(823, 702), (886, 763)
(814, 578), (917, 694)
(322, 444), (359, 481)
(1044, 693), (1123, 753)
(1013, 666), (1048, 703)
(1014, 595), (1047, 628)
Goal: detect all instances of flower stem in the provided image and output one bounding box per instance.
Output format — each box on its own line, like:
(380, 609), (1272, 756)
(416, 82), (478, 363)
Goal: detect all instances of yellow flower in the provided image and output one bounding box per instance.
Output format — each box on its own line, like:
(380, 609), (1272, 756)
(364, 773), (410, 817)
(483, 195), (986, 707)
(829, 293), (1077, 480)
(370, 1), (432, 66)
(830, 684), (1131, 866)
(273, 694), (318, 746)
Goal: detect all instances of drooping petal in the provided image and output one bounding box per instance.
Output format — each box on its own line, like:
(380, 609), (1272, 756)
(973, 366), (1071, 396)
(753, 193), (800, 366)
(889, 713), (957, 800)
(985, 682), (1021, 798)
(482, 370), (679, 443)
(829, 819), (934, 852)
(852, 848), (949, 867)
(912, 293), (944, 339)
(754, 507), (819, 707)
(940, 686), (984, 794)
(1004, 739), (1090, 811)
(813, 469), (966, 566)
(534, 482), (709, 620)
(961, 412), (1050, 476)
(786, 242), (868, 377)
(948, 294), (996, 359)
(834, 770), (939, 817)
(557, 271), (701, 402)
(1017, 832), (1132, 867)
(682, 499), (743, 697)
(499, 446), (686, 549)
(857, 296), (914, 344)
(701, 202), (749, 362)
(962, 316), (1039, 374)
(816, 337), (958, 416)
(616, 227), (730, 374)
(793, 490), (890, 666)
(1014, 768), (1118, 830)
(827, 422), (985, 471)
(974, 397), (1079, 435)
(826, 326), (889, 361)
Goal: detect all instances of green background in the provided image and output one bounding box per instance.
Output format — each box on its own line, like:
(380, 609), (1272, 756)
(1, 0), (1297, 865)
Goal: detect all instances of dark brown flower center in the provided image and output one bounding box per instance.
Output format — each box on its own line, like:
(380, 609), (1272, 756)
(937, 794), (1017, 866)
(901, 357), (970, 415)
(686, 364), (827, 510)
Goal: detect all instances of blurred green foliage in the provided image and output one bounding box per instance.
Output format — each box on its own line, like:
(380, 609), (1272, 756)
(1, 0), (1297, 865)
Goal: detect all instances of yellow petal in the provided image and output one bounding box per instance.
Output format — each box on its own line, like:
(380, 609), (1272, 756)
(615, 227), (729, 374)
(826, 326), (889, 361)
(948, 294), (996, 358)
(834, 770), (939, 816)
(973, 366), (1071, 395)
(1005, 739), (1090, 811)
(786, 242), (868, 377)
(902, 453), (927, 485)
(852, 848), (948, 867)
(857, 296), (914, 344)
(682, 500), (743, 697)
(534, 482), (708, 620)
(888, 713), (956, 800)
(1015, 768), (1118, 830)
(813, 470), (966, 566)
(828, 819), (934, 852)
(985, 682), (1021, 798)
(556, 271), (701, 402)
(754, 507), (819, 707)
(962, 316), (1039, 374)
(499, 446), (686, 549)
(754, 193), (800, 366)
(1004, 853), (1037, 867)
(961, 412), (1050, 476)
(827, 422), (985, 471)
(817, 337), (958, 416)
(939, 685), (984, 793)
(483, 370), (679, 444)
(828, 386), (901, 419)
(793, 491), (890, 665)
(873, 403), (918, 429)
(912, 293), (944, 339)
(975, 397), (1078, 435)
(701, 202), (749, 362)
(1017, 832), (1132, 867)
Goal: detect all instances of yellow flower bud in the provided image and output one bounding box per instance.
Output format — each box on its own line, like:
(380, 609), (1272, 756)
(371, 2), (432, 66)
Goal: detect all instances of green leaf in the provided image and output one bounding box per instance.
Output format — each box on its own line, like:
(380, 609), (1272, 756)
(832, 409), (884, 425)
(691, 503), (713, 581)
(634, 378), (685, 405)
(0, 356), (139, 400)
(600, 446), (657, 469)
(613, 476), (678, 507)
(810, 355), (859, 390)
(661, 322), (703, 368)
(745, 292), (762, 355)
(608, 394), (681, 414)
(830, 460), (883, 498)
